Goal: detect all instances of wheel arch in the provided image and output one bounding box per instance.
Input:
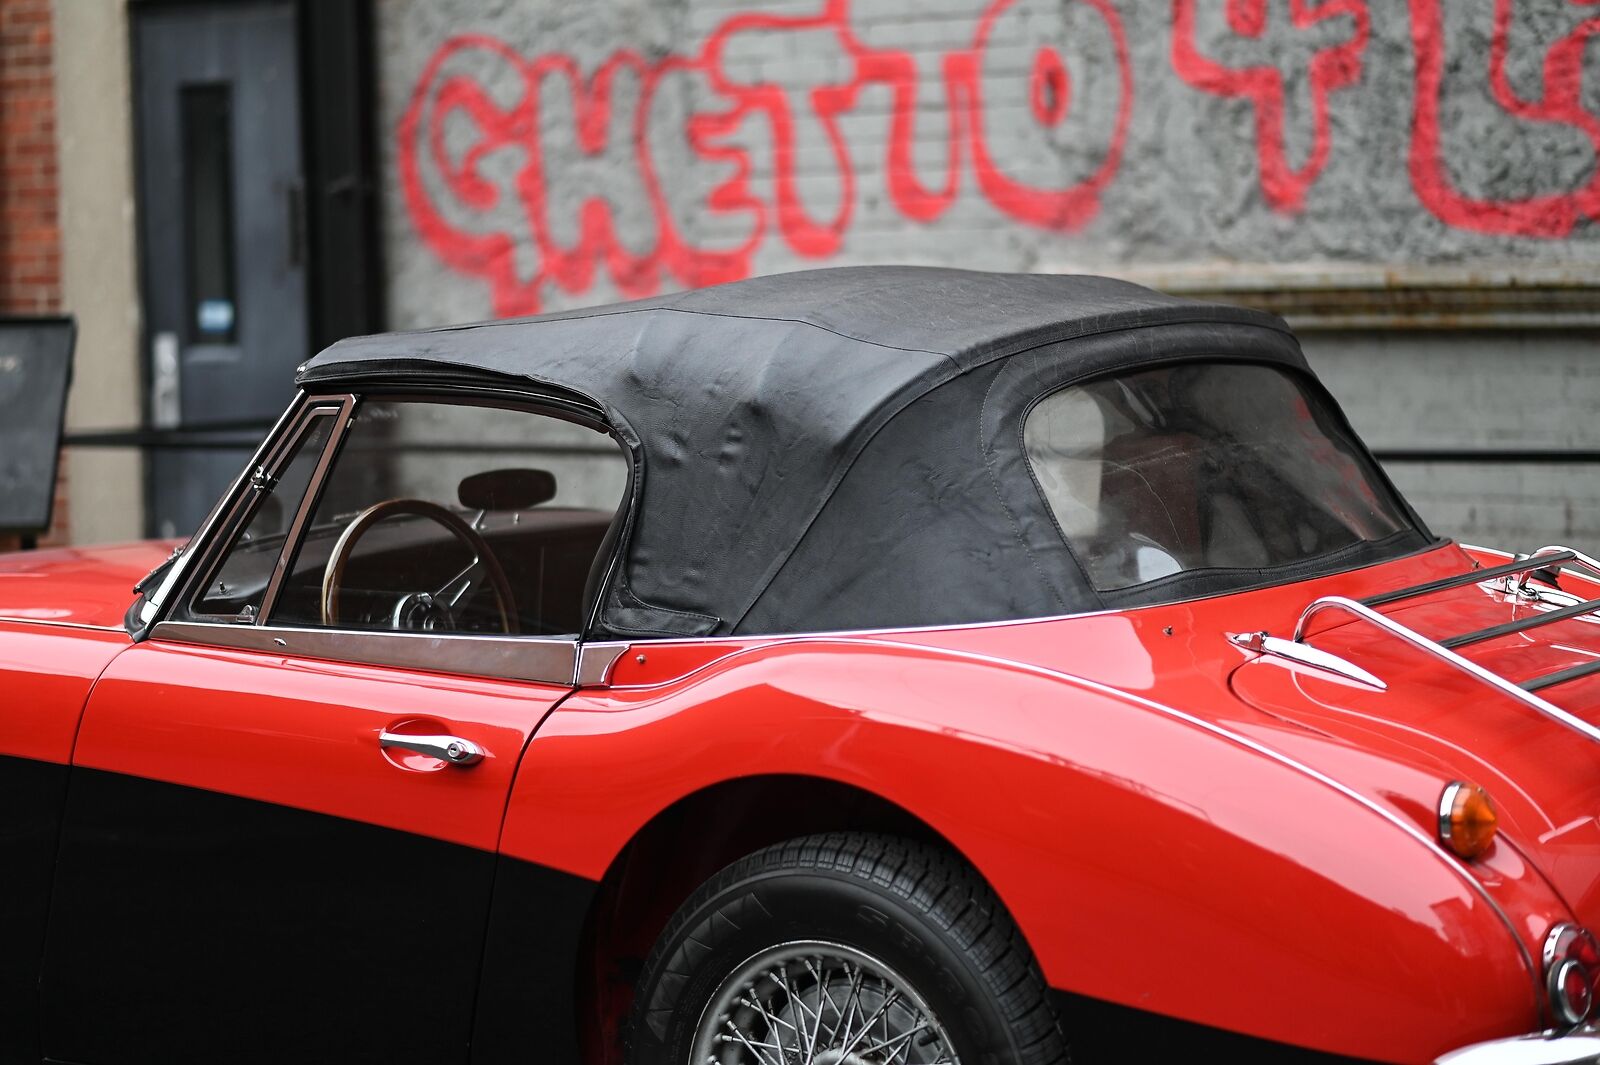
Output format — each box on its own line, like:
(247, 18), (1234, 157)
(572, 773), (974, 1065)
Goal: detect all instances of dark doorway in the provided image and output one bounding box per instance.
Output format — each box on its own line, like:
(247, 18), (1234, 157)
(132, 0), (381, 539)
(135, 1), (307, 537)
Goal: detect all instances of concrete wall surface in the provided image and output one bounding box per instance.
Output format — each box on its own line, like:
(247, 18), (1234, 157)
(378, 0), (1600, 323)
(374, 0), (1600, 550)
(1306, 329), (1600, 551)
(52, 0), (144, 546)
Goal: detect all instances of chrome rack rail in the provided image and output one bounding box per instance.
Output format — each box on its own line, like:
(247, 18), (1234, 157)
(1358, 546), (1590, 609)
(1293, 597), (1600, 745)
(1269, 546), (1600, 745)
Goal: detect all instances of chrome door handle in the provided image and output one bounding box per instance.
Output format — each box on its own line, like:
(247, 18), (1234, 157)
(378, 731), (484, 766)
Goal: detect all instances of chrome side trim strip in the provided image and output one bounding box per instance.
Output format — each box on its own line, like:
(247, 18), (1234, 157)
(0, 616), (126, 634)
(576, 641), (629, 687)
(151, 621), (578, 686)
(1293, 596), (1600, 747)
(562, 542), (1456, 647)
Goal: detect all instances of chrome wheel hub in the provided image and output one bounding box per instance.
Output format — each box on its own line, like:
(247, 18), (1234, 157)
(691, 941), (960, 1065)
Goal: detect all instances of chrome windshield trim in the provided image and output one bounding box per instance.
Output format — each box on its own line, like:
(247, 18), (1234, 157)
(137, 395), (306, 628)
(255, 398), (355, 622)
(151, 621), (579, 686)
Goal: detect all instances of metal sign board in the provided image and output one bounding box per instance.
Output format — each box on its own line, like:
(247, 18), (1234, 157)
(0, 317), (76, 533)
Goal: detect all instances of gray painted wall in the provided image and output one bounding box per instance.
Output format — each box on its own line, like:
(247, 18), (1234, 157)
(373, 0), (1600, 551)
(53, 0), (144, 546)
(1305, 329), (1599, 552)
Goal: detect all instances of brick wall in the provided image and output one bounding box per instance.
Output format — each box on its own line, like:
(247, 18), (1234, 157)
(0, 0), (64, 552)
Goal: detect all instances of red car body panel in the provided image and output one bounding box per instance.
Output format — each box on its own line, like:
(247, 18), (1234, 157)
(499, 540), (1589, 1063)
(0, 542), (155, 765)
(0, 541), (174, 630)
(74, 639), (569, 854)
(4, 538), (1597, 1063)
(0, 621), (129, 765)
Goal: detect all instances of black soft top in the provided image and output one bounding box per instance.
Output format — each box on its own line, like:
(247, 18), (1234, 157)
(299, 266), (1421, 637)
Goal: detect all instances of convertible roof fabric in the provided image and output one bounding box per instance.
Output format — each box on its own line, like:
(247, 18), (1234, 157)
(299, 266), (1425, 637)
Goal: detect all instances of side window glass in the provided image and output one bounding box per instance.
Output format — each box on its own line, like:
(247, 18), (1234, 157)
(269, 398), (628, 637)
(192, 412), (335, 620)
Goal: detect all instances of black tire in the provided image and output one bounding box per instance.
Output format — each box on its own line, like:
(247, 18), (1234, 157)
(626, 832), (1070, 1065)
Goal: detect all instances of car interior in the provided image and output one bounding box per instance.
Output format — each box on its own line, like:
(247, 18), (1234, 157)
(187, 397), (628, 638)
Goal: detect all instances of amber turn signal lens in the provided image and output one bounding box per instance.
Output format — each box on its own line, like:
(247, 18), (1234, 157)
(1438, 782), (1498, 860)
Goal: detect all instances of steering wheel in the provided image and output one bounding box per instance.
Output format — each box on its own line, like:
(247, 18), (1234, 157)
(321, 498), (519, 634)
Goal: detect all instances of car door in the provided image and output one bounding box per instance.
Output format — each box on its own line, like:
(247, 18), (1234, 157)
(39, 392), (630, 1065)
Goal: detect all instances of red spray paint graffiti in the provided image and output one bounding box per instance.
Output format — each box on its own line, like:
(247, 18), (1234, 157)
(399, 0), (1132, 316)
(1170, 0), (1370, 213)
(401, 0), (1600, 315)
(1408, 0), (1600, 237)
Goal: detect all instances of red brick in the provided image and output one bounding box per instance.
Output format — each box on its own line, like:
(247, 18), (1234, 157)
(0, 0), (66, 542)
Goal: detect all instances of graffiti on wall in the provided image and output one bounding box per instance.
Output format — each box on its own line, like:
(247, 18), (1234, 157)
(400, 0), (1600, 316)
(1170, 0), (1369, 213)
(1408, 0), (1600, 237)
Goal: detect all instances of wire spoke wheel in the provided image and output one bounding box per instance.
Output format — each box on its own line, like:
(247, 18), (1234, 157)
(692, 941), (959, 1065)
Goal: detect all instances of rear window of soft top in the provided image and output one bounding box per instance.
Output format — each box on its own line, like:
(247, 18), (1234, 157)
(1022, 361), (1412, 592)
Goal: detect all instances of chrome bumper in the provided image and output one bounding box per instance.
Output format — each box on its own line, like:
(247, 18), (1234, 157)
(1437, 1027), (1600, 1065)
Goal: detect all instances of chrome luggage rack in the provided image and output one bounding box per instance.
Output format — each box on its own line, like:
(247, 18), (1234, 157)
(1232, 546), (1600, 745)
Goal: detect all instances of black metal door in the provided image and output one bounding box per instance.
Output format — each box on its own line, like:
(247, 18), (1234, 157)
(135, 2), (307, 537)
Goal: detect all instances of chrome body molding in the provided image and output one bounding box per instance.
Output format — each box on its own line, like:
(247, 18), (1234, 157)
(0, 616), (126, 634)
(151, 621), (578, 686)
(576, 641), (629, 687)
(1229, 630), (1387, 689)
(1436, 1026), (1600, 1065)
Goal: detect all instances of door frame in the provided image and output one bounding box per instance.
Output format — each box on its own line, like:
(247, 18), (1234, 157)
(139, 381), (634, 688)
(129, 0), (382, 537)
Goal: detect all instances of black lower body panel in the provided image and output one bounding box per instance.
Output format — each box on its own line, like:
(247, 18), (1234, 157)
(38, 768), (597, 1065)
(0, 754), (71, 1065)
(1052, 990), (1383, 1064)
(470, 857), (598, 1065)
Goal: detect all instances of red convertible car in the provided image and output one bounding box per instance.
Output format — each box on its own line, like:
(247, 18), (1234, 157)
(3, 267), (1599, 1065)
